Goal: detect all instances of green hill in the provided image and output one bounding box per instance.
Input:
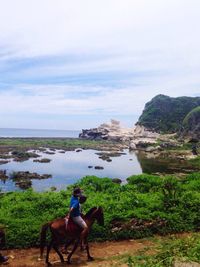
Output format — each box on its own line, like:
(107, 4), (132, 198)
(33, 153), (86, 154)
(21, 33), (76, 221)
(183, 106), (200, 138)
(138, 94), (200, 133)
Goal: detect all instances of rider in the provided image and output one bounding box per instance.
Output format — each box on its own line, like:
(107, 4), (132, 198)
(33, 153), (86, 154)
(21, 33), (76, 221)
(68, 188), (88, 240)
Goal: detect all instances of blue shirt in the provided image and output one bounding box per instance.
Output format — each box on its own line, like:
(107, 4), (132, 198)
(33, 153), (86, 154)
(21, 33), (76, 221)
(70, 196), (80, 217)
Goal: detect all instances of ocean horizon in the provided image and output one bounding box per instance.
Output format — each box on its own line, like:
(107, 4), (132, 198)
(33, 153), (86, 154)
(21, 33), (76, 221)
(0, 128), (81, 138)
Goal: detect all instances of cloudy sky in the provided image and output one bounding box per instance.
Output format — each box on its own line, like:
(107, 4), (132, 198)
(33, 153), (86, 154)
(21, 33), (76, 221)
(0, 0), (200, 130)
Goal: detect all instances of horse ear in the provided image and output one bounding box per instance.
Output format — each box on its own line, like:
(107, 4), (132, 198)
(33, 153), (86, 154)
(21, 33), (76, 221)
(98, 206), (103, 211)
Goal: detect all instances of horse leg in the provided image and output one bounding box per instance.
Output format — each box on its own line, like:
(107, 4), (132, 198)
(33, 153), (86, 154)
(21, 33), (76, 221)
(62, 239), (74, 254)
(67, 239), (79, 264)
(85, 240), (94, 261)
(46, 239), (53, 266)
(80, 239), (84, 251)
(53, 244), (64, 263)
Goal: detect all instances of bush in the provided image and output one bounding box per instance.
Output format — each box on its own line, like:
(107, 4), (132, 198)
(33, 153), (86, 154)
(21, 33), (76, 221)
(1, 173), (200, 248)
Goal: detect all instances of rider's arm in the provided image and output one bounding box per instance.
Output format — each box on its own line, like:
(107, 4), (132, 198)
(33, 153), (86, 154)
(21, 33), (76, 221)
(66, 207), (74, 217)
(67, 198), (79, 217)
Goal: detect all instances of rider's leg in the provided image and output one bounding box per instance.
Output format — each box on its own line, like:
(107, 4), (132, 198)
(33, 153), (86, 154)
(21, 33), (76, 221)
(72, 216), (88, 244)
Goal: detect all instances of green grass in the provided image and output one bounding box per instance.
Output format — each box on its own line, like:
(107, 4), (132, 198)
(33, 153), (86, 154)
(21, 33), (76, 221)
(91, 233), (200, 266)
(190, 156), (200, 167)
(122, 234), (200, 267)
(0, 138), (114, 150)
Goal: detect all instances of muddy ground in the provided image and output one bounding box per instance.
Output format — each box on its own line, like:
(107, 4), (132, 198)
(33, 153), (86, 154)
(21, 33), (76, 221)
(2, 239), (153, 267)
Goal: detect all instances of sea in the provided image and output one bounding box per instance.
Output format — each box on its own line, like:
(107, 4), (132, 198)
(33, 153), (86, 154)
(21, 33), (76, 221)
(0, 128), (80, 138)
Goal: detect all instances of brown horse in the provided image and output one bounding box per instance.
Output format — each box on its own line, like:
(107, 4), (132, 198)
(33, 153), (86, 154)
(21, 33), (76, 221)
(40, 207), (104, 265)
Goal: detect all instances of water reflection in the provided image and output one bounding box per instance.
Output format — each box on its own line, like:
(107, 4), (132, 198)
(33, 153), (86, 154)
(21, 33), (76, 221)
(0, 149), (197, 192)
(0, 149), (142, 192)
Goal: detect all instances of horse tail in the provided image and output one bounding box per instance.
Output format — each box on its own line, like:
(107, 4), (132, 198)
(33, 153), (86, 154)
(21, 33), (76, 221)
(40, 222), (50, 259)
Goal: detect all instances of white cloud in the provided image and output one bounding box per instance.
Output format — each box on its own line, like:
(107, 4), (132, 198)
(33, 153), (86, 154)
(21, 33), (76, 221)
(0, 0), (199, 57)
(0, 0), (200, 129)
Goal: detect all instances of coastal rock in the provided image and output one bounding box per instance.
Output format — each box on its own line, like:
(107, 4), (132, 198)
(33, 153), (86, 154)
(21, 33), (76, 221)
(112, 178), (122, 184)
(0, 170), (8, 180)
(0, 160), (10, 165)
(10, 171), (52, 180)
(12, 150), (40, 161)
(76, 149), (82, 152)
(128, 125), (160, 151)
(94, 166), (104, 170)
(144, 146), (159, 152)
(79, 119), (134, 142)
(79, 119), (162, 152)
(45, 151), (55, 155)
(33, 158), (51, 163)
(129, 141), (137, 150)
(59, 150), (66, 153)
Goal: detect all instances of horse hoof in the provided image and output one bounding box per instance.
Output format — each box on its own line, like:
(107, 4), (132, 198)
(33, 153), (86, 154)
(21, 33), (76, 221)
(67, 260), (71, 264)
(46, 262), (52, 266)
(88, 257), (94, 261)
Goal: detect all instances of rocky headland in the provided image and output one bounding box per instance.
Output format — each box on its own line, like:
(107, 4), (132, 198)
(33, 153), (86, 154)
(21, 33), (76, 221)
(79, 119), (176, 152)
(79, 95), (200, 166)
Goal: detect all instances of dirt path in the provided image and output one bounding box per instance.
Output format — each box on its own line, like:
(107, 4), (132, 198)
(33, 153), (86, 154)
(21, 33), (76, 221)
(2, 239), (153, 267)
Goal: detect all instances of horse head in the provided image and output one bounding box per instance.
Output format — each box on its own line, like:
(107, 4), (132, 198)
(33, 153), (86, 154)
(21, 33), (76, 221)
(85, 207), (104, 226)
(96, 206), (104, 226)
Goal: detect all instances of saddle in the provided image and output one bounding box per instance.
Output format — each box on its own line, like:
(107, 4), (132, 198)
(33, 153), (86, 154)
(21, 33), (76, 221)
(65, 216), (82, 233)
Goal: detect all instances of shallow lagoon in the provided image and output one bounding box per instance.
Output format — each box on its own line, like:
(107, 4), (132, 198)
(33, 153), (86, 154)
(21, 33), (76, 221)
(0, 149), (142, 191)
(0, 147), (197, 192)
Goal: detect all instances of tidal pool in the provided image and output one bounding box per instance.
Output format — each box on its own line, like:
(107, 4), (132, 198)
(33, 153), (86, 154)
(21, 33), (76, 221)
(0, 148), (196, 192)
(0, 149), (142, 192)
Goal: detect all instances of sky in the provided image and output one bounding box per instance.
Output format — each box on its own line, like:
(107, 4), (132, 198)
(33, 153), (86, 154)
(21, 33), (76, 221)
(0, 0), (200, 130)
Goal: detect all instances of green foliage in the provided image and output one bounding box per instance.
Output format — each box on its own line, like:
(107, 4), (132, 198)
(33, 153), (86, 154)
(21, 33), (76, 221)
(127, 174), (162, 193)
(183, 106), (200, 139)
(122, 234), (200, 267)
(1, 173), (200, 248)
(183, 106), (200, 127)
(138, 94), (200, 133)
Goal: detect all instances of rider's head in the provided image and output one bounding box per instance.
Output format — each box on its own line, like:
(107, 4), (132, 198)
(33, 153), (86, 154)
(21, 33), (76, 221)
(73, 187), (82, 197)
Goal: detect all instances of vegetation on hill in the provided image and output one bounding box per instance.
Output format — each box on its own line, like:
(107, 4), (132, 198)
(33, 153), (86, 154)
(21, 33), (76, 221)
(183, 106), (200, 139)
(138, 94), (200, 133)
(1, 173), (200, 248)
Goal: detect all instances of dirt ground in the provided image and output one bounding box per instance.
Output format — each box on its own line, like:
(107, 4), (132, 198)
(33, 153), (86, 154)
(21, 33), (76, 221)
(1, 239), (153, 267)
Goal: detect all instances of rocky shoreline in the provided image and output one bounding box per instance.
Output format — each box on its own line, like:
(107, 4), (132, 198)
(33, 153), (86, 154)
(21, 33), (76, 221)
(79, 119), (184, 151)
(79, 119), (199, 170)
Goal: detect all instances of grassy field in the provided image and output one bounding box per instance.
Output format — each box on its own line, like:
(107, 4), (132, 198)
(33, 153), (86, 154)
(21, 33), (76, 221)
(0, 137), (116, 150)
(108, 233), (200, 267)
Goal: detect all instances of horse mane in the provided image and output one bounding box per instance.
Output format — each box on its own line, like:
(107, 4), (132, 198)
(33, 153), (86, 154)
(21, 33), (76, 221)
(85, 207), (97, 218)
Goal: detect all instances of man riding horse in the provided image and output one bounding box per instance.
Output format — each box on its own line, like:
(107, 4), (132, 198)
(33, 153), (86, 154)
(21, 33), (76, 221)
(68, 187), (88, 245)
(40, 187), (104, 265)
